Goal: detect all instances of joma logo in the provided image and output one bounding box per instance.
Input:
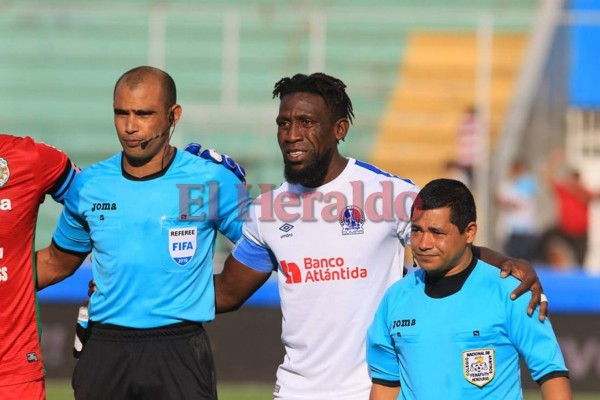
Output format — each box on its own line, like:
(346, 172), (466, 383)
(392, 319), (416, 328)
(91, 203), (117, 212)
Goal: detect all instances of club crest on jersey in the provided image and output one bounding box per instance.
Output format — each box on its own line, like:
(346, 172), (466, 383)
(168, 227), (197, 266)
(339, 206), (365, 235)
(0, 158), (9, 187)
(463, 348), (495, 387)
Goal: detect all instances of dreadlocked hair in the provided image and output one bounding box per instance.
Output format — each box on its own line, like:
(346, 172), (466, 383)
(272, 72), (354, 124)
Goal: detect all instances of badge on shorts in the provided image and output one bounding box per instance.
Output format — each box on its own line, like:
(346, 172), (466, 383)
(0, 158), (9, 187)
(463, 348), (495, 387)
(168, 227), (197, 266)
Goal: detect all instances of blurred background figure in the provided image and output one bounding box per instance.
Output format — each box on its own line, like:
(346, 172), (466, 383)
(538, 148), (600, 269)
(495, 159), (539, 261)
(455, 105), (479, 188)
(441, 159), (471, 187)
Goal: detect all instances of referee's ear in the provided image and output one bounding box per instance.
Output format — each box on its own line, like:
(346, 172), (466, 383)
(464, 222), (477, 245)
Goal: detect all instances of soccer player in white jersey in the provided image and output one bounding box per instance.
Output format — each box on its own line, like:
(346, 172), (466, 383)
(214, 73), (546, 400)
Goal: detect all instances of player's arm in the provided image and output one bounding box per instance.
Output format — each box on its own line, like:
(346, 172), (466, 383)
(34, 139), (79, 203)
(475, 245), (546, 320)
(214, 254), (272, 313)
(540, 377), (572, 400)
(36, 241), (88, 290)
(369, 383), (399, 400)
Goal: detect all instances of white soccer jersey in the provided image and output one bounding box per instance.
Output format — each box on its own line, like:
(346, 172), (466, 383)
(233, 158), (419, 400)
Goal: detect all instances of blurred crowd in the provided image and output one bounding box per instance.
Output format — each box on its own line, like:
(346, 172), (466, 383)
(446, 146), (599, 271)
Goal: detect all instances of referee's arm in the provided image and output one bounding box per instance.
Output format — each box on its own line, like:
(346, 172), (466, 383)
(369, 382), (399, 400)
(540, 375), (571, 400)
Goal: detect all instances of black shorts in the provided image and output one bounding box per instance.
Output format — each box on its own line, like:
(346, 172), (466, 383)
(72, 322), (217, 400)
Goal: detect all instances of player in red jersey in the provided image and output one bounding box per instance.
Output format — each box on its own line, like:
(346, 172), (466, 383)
(0, 134), (78, 400)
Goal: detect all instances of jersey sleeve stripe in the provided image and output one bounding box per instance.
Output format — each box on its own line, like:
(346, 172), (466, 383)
(536, 370), (570, 386)
(50, 159), (78, 203)
(51, 239), (90, 257)
(232, 235), (278, 273)
(354, 159), (415, 185)
(371, 378), (401, 387)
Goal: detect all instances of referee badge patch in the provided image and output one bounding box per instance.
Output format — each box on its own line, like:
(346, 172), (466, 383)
(463, 348), (495, 387)
(169, 227), (197, 266)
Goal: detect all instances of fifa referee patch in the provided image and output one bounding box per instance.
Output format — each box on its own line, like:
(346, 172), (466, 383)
(463, 348), (495, 387)
(169, 227), (197, 266)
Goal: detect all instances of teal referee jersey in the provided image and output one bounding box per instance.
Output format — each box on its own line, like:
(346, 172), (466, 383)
(367, 258), (568, 400)
(53, 149), (249, 328)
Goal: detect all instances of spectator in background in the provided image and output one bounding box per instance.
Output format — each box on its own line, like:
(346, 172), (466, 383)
(495, 159), (539, 260)
(442, 159), (471, 187)
(0, 134), (78, 400)
(455, 105), (480, 186)
(539, 149), (600, 268)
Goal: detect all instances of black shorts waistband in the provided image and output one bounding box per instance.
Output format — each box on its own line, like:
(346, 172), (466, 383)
(89, 321), (204, 340)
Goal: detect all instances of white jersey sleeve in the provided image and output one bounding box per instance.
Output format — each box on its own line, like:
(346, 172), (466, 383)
(232, 198), (278, 273)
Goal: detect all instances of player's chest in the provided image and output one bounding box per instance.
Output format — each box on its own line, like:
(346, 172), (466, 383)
(388, 290), (505, 344)
(0, 164), (42, 226)
(260, 208), (397, 254)
(79, 177), (217, 220)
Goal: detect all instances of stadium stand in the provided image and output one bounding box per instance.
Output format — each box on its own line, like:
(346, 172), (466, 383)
(3, 0), (599, 394)
(371, 32), (528, 187)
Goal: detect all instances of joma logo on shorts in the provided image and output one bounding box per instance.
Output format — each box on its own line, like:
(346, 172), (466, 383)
(91, 203), (117, 212)
(392, 319), (416, 328)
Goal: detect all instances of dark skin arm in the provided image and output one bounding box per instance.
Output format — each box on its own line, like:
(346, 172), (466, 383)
(84, 254), (272, 311)
(214, 254), (272, 313)
(369, 383), (399, 400)
(36, 242), (88, 290)
(478, 246), (547, 321)
(87, 246), (545, 319)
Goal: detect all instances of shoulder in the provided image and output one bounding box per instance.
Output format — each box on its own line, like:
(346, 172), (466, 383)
(252, 181), (288, 199)
(352, 159), (417, 187)
(247, 181), (287, 219)
(0, 134), (29, 148)
(0, 134), (35, 148)
(177, 149), (242, 182)
(72, 153), (120, 185)
(84, 153), (120, 173)
(1, 135), (66, 158)
(385, 270), (423, 298)
(351, 159), (419, 200)
(473, 260), (521, 295)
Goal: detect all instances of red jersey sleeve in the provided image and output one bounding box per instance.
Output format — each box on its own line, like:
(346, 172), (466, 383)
(33, 140), (78, 203)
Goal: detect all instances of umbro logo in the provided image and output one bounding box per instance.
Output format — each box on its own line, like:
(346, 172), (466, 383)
(279, 223), (294, 239)
(279, 223), (294, 232)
